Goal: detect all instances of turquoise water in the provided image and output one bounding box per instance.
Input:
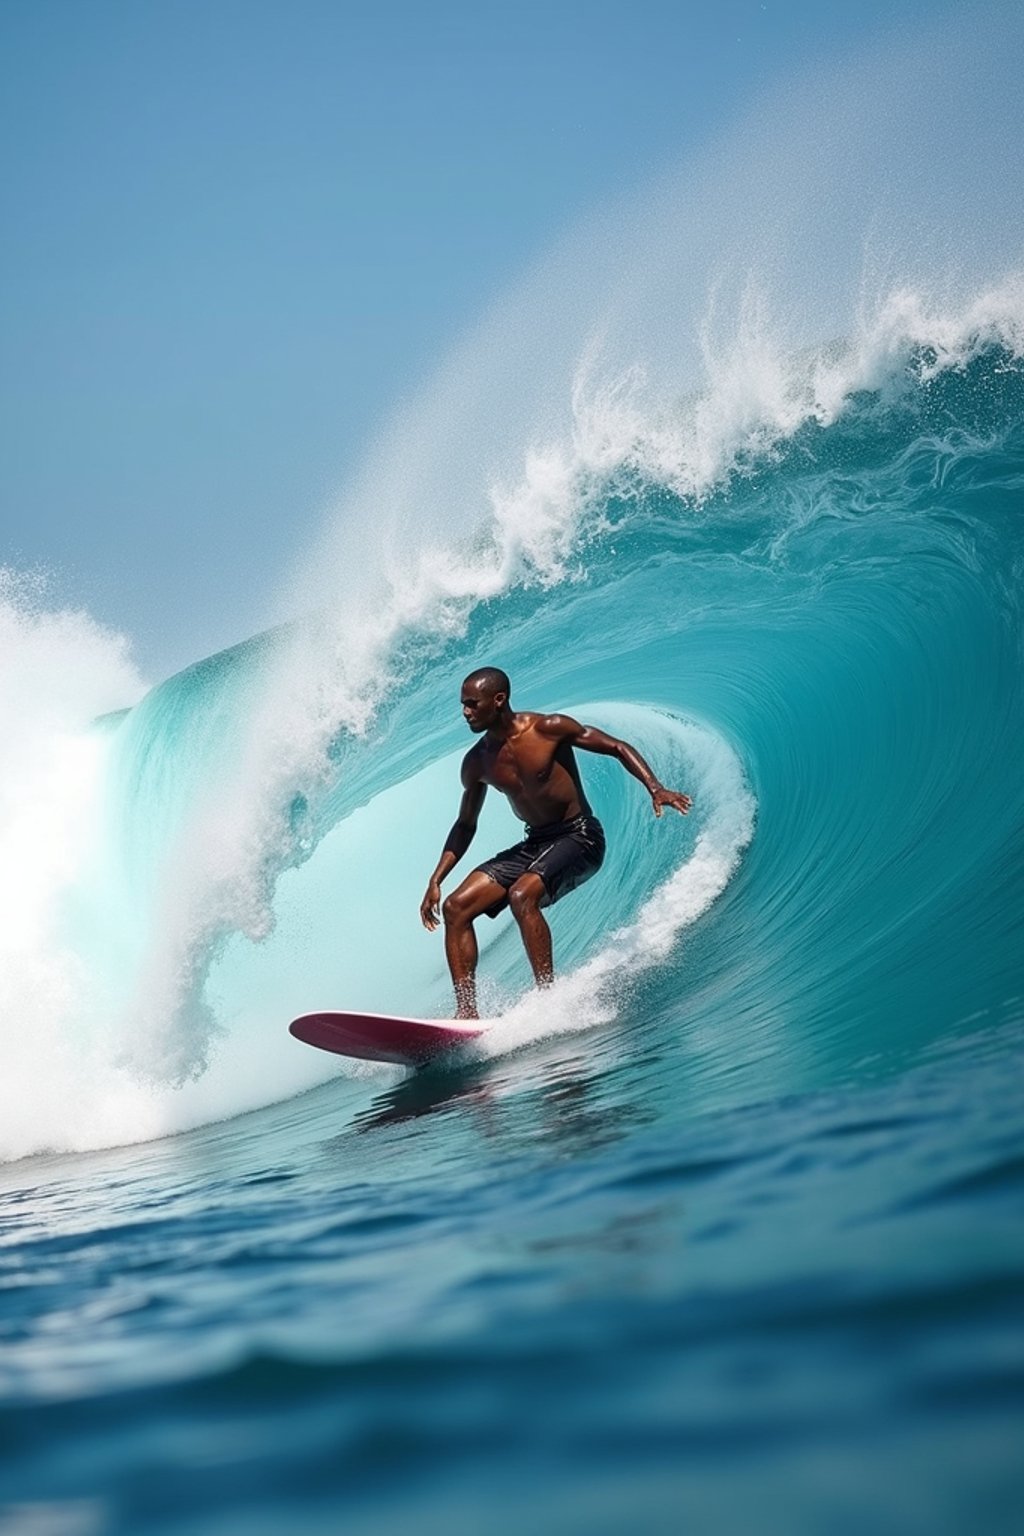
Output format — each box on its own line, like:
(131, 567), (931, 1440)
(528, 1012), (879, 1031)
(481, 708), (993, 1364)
(1, 331), (1022, 1532)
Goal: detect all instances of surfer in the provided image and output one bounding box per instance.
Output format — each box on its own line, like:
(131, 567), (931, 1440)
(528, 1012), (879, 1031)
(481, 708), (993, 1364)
(420, 667), (692, 1018)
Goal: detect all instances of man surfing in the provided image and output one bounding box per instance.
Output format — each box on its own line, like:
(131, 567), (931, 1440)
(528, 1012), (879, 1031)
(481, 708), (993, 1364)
(420, 668), (692, 1018)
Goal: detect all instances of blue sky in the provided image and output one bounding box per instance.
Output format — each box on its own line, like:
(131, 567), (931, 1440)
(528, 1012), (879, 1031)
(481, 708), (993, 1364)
(1, 0), (950, 679)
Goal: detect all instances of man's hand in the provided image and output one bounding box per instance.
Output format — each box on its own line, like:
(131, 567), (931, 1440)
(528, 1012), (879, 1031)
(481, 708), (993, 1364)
(651, 786), (692, 817)
(420, 879), (442, 930)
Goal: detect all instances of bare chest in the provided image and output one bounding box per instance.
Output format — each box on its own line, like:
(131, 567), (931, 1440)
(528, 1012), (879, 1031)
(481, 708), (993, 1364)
(480, 733), (559, 793)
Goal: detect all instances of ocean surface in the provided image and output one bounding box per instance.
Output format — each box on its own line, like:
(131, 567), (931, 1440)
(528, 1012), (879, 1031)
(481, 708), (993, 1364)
(3, 18), (1024, 1528)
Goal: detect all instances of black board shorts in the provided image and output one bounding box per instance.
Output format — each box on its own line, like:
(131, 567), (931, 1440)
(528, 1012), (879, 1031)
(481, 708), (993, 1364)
(473, 814), (606, 918)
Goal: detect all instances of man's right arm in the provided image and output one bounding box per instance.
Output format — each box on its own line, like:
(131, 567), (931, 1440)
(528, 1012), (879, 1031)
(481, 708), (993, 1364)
(420, 760), (487, 930)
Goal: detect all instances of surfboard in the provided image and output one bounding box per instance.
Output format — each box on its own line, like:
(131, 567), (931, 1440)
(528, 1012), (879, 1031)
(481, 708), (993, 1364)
(288, 1010), (486, 1068)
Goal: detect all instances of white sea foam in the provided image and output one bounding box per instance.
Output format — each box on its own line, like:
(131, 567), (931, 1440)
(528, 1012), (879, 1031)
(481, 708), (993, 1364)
(0, 573), (162, 1160)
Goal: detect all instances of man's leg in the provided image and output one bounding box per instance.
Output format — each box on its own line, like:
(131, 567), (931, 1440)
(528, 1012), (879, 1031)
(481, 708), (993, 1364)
(442, 871), (508, 1019)
(507, 873), (554, 988)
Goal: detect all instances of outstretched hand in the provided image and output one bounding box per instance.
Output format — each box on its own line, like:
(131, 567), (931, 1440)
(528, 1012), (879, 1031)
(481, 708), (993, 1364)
(420, 879), (442, 931)
(651, 786), (692, 817)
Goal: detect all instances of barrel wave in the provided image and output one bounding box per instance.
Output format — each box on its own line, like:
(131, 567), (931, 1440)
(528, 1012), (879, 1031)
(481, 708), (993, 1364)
(2, 313), (1022, 1160)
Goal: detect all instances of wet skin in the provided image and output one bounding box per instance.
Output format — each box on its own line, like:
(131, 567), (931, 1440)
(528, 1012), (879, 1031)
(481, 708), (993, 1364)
(420, 679), (692, 1017)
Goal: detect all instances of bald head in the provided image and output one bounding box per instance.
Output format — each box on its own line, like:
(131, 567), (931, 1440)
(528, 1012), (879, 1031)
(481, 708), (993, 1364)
(463, 666), (510, 699)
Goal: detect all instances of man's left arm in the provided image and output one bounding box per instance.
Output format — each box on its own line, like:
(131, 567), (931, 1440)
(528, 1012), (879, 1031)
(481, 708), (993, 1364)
(540, 715), (692, 817)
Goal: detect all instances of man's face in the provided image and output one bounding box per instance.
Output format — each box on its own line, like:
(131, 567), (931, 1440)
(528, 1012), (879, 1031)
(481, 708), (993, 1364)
(461, 682), (505, 732)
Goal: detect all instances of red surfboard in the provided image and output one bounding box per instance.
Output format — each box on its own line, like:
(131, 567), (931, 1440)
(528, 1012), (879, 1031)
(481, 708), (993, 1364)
(289, 1010), (486, 1068)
